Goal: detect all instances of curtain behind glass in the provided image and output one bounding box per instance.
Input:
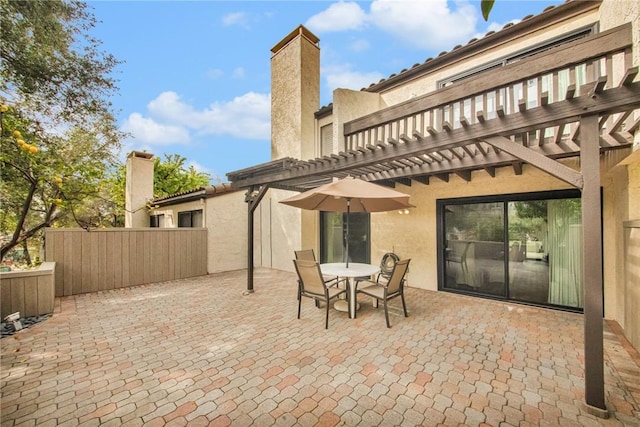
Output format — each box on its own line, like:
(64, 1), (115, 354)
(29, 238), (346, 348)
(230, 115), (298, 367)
(547, 199), (583, 308)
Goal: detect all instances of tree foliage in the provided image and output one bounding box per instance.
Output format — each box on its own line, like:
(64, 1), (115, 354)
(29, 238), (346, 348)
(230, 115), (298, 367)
(1, 0), (122, 262)
(1, 0), (120, 128)
(153, 154), (212, 197)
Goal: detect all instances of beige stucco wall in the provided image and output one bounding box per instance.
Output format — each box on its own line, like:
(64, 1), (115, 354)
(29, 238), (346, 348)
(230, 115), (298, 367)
(205, 192), (248, 274)
(598, 0), (640, 346)
(625, 158), (640, 349)
(604, 149), (640, 349)
(125, 153), (154, 228)
(599, 0), (640, 62)
(599, 0), (640, 148)
(254, 188), (301, 272)
(333, 89), (386, 151)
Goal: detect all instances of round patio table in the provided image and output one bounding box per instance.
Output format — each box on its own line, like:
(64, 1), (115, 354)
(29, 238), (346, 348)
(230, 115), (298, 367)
(320, 263), (380, 319)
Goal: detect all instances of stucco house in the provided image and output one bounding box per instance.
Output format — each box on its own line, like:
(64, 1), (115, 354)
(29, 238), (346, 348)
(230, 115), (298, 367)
(124, 151), (248, 274)
(127, 0), (639, 414)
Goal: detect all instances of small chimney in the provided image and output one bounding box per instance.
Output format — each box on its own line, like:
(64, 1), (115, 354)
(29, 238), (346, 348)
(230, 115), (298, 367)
(125, 151), (154, 228)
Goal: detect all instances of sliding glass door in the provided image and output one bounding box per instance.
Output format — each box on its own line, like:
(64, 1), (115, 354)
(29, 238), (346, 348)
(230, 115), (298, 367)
(438, 190), (585, 310)
(320, 212), (370, 264)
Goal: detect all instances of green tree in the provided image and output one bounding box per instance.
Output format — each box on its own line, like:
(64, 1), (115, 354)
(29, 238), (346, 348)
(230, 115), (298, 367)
(1, 0), (122, 262)
(107, 154), (213, 225)
(153, 154), (213, 197)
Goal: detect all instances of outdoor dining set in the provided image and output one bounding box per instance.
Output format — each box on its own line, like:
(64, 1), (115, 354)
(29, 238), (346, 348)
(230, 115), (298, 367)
(293, 249), (411, 329)
(279, 176), (415, 329)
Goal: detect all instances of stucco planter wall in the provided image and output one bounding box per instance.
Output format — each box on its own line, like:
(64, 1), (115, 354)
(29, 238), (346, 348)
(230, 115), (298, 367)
(0, 262), (55, 319)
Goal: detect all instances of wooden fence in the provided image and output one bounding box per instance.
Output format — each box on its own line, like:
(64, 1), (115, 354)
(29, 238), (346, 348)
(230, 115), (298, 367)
(45, 228), (208, 297)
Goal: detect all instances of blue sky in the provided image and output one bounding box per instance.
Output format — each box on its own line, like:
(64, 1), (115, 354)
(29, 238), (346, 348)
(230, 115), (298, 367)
(89, 0), (562, 183)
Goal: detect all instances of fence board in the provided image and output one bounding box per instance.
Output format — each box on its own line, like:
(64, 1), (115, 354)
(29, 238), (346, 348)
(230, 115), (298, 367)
(37, 274), (54, 315)
(121, 232), (130, 288)
(44, 228), (207, 297)
(24, 276), (38, 315)
(10, 279), (25, 315)
(71, 233), (82, 295)
(140, 231), (149, 286)
(168, 232), (176, 280)
(63, 232), (73, 296)
(105, 232), (115, 290)
(98, 232), (107, 291)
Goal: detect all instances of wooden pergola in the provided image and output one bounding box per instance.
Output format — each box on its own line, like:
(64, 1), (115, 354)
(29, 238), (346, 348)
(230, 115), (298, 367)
(228, 23), (640, 414)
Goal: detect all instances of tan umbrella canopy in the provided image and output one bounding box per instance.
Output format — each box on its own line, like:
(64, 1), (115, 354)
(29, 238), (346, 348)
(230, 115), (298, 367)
(280, 176), (414, 266)
(280, 176), (414, 213)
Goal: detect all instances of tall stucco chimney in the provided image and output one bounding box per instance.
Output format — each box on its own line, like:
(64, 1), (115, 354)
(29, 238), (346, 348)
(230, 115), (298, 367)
(270, 25), (320, 161)
(125, 151), (154, 228)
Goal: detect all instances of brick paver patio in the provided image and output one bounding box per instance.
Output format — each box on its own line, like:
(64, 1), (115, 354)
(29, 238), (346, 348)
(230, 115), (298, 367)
(1, 268), (639, 426)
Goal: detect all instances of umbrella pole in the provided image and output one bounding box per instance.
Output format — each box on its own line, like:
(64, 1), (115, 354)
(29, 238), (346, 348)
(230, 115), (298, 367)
(346, 198), (350, 268)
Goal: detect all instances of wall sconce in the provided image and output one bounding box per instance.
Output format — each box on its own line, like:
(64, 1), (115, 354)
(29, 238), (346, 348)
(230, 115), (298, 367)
(398, 209), (410, 215)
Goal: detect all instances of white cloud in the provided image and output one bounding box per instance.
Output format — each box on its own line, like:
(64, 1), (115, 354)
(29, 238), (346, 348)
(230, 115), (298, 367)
(206, 68), (224, 79)
(323, 64), (385, 93)
(348, 38), (370, 53)
(222, 12), (249, 28)
(121, 91), (270, 149)
(197, 92), (271, 140)
(305, 2), (368, 32)
(232, 67), (246, 79)
(146, 91), (194, 123)
(368, 0), (477, 51)
(121, 112), (190, 146)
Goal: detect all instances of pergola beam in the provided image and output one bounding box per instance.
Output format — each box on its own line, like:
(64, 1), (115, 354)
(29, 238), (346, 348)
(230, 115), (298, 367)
(482, 136), (583, 188)
(581, 114), (607, 415)
(230, 82), (640, 189)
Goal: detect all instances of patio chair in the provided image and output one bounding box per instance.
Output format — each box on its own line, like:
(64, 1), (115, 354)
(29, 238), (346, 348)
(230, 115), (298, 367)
(446, 241), (473, 286)
(293, 259), (348, 329)
(375, 252), (400, 285)
(295, 248), (341, 286)
(354, 258), (411, 328)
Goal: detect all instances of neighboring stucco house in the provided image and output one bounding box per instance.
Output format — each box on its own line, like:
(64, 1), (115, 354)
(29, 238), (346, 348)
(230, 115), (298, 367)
(127, 0), (639, 414)
(124, 151), (248, 274)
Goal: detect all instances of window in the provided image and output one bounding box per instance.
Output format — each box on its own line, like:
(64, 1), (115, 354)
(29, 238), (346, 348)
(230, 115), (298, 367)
(437, 190), (587, 310)
(437, 26), (596, 88)
(150, 214), (164, 228)
(320, 124), (333, 156)
(320, 212), (370, 264)
(178, 210), (203, 228)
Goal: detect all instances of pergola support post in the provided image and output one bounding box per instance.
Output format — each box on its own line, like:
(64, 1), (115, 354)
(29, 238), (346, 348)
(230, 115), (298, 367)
(580, 114), (608, 417)
(245, 185), (269, 294)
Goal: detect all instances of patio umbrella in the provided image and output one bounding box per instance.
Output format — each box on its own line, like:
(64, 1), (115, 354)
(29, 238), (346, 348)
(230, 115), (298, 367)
(280, 176), (414, 267)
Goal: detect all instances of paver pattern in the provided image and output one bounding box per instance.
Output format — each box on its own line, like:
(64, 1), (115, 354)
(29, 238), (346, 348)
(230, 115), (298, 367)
(1, 268), (639, 426)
